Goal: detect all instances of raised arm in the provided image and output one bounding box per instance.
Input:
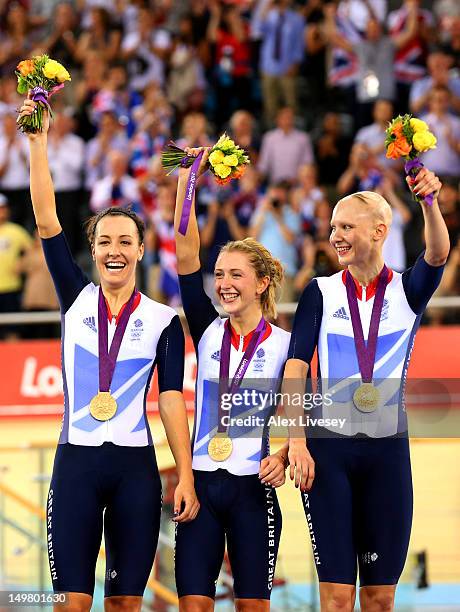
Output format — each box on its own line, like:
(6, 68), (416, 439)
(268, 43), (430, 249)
(174, 147), (209, 275)
(18, 99), (62, 238)
(407, 168), (450, 266)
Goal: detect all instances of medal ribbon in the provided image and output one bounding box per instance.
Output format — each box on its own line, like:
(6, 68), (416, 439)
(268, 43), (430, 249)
(98, 287), (137, 393)
(345, 266), (389, 384)
(178, 151), (203, 236)
(217, 318), (266, 433)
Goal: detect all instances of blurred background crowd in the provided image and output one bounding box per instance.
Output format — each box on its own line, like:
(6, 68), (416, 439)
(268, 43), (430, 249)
(0, 0), (459, 339)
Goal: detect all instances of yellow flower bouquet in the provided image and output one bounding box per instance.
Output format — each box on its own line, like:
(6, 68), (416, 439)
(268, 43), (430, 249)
(161, 133), (250, 185)
(16, 54), (71, 133)
(162, 134), (250, 234)
(385, 114), (437, 205)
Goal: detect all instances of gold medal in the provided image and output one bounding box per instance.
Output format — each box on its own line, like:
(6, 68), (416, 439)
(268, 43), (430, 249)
(208, 434), (233, 462)
(353, 383), (380, 413)
(89, 391), (117, 421)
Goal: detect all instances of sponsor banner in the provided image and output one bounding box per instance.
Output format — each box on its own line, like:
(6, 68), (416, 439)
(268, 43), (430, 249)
(0, 337), (197, 417)
(0, 328), (459, 417)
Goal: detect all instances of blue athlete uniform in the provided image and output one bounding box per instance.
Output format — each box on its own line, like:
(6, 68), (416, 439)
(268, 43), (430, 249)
(175, 270), (289, 600)
(43, 232), (184, 597)
(289, 254), (444, 586)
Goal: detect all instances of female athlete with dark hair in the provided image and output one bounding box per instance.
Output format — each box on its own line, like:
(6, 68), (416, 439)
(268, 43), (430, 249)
(19, 99), (198, 612)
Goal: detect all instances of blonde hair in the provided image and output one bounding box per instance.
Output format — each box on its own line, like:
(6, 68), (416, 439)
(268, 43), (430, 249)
(219, 238), (284, 320)
(337, 191), (393, 226)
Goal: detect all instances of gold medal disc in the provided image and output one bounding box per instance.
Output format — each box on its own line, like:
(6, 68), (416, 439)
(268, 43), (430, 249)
(353, 383), (380, 413)
(208, 435), (233, 462)
(89, 391), (117, 421)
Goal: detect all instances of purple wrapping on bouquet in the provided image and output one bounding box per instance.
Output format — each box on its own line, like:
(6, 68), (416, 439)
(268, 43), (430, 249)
(404, 157), (434, 207)
(30, 84), (65, 108)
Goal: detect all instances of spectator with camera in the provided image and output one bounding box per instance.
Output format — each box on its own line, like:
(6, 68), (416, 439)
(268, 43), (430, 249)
(250, 181), (301, 304)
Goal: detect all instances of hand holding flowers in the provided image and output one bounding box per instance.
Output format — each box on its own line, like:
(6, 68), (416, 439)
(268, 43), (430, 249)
(163, 134), (250, 235)
(385, 114), (437, 206)
(162, 133), (250, 185)
(15, 55), (71, 134)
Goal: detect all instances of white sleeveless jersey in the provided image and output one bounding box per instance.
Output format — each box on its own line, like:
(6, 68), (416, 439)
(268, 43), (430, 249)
(192, 318), (290, 476)
(60, 282), (178, 446)
(316, 270), (418, 437)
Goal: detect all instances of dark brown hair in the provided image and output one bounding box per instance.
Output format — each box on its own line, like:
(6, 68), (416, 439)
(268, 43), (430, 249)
(84, 208), (145, 247)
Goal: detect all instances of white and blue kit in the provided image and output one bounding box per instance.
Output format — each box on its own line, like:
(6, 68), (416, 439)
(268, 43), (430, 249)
(289, 254), (444, 586)
(175, 270), (289, 600)
(43, 232), (184, 597)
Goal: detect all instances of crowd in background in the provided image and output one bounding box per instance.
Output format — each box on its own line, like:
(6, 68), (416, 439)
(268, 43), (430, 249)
(0, 0), (459, 338)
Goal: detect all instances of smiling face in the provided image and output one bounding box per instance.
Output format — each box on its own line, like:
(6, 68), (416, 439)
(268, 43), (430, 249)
(214, 251), (268, 317)
(330, 194), (390, 267)
(92, 215), (144, 291)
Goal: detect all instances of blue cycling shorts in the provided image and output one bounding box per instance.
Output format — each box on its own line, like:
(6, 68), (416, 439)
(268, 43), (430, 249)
(47, 442), (162, 597)
(175, 469), (282, 600)
(301, 435), (413, 586)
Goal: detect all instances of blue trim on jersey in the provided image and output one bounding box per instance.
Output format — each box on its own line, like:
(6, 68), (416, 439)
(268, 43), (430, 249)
(178, 270), (219, 348)
(141, 365), (155, 445)
(288, 279), (323, 363)
(402, 252), (444, 314)
(397, 313), (422, 433)
(156, 315), (185, 393)
(59, 315), (70, 444)
(42, 232), (90, 313)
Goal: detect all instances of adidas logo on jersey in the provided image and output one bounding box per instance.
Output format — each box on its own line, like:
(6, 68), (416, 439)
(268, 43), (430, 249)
(83, 316), (97, 333)
(211, 350), (221, 361)
(333, 307), (349, 320)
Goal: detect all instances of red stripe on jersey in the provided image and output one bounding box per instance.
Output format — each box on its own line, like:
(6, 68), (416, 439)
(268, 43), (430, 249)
(226, 319), (273, 351)
(341, 267), (394, 301)
(105, 291), (142, 324)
